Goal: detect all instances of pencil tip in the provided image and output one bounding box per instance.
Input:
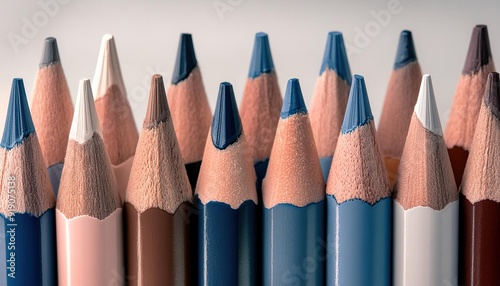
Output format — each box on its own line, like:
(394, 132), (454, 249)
(394, 30), (417, 69)
(93, 34), (125, 98)
(463, 25), (492, 75)
(248, 32), (275, 78)
(212, 82), (242, 149)
(341, 74), (373, 133)
(320, 31), (351, 83)
(40, 37), (60, 67)
(172, 33), (198, 84)
(414, 74), (443, 135)
(1, 78), (35, 149)
(145, 74), (170, 126)
(281, 78), (307, 119)
(69, 79), (101, 143)
(485, 72), (500, 119)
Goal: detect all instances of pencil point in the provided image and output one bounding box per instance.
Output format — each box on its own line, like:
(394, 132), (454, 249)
(145, 74), (170, 126)
(1, 79), (35, 149)
(69, 79), (101, 143)
(281, 78), (307, 118)
(212, 82), (242, 149)
(463, 25), (492, 75)
(248, 32), (275, 78)
(40, 37), (60, 67)
(394, 30), (417, 69)
(485, 72), (500, 119)
(341, 74), (373, 133)
(320, 31), (351, 83)
(93, 34), (126, 99)
(414, 74), (442, 135)
(172, 33), (198, 84)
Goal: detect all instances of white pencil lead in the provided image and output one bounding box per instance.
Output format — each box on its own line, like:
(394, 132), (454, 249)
(69, 79), (102, 143)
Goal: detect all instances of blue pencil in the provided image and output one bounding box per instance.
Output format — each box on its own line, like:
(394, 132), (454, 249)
(0, 78), (57, 285)
(326, 74), (392, 285)
(377, 30), (422, 186)
(196, 82), (258, 285)
(30, 37), (74, 196)
(240, 32), (282, 192)
(310, 31), (352, 181)
(262, 78), (325, 285)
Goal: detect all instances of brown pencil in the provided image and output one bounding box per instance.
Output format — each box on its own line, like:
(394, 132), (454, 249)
(445, 25), (495, 187)
(30, 37), (74, 195)
(460, 72), (500, 284)
(125, 74), (193, 285)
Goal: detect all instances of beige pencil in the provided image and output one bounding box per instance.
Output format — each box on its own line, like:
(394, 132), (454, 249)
(56, 79), (123, 286)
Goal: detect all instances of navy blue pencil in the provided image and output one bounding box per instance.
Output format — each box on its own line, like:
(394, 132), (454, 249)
(0, 78), (57, 285)
(262, 78), (325, 285)
(196, 82), (258, 285)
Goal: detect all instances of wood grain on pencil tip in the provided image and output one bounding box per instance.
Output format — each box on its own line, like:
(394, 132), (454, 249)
(0, 78), (57, 285)
(378, 30), (422, 186)
(196, 82), (257, 285)
(167, 33), (212, 190)
(393, 74), (458, 285)
(310, 31), (351, 181)
(461, 72), (500, 284)
(445, 25), (495, 186)
(125, 74), (193, 286)
(56, 79), (123, 286)
(92, 34), (138, 200)
(30, 37), (74, 194)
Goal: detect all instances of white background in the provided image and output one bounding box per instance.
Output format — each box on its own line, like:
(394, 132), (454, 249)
(0, 0), (499, 133)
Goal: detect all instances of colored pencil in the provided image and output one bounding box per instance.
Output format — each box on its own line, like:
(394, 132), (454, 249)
(30, 37), (74, 195)
(310, 31), (351, 181)
(0, 78), (57, 285)
(125, 74), (193, 286)
(262, 78), (325, 285)
(167, 33), (212, 191)
(56, 79), (123, 286)
(326, 74), (392, 285)
(445, 25), (495, 187)
(92, 34), (139, 201)
(461, 72), (500, 284)
(377, 30), (422, 186)
(196, 82), (257, 285)
(393, 74), (458, 285)
(240, 32), (282, 191)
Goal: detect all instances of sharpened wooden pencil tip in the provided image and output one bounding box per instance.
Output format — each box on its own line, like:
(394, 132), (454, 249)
(415, 74), (442, 135)
(463, 25), (492, 75)
(1, 78), (35, 149)
(40, 37), (60, 67)
(69, 79), (101, 143)
(145, 74), (170, 127)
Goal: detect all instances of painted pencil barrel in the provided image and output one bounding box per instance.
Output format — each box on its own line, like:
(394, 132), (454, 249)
(197, 198), (256, 286)
(263, 201), (325, 286)
(393, 201), (458, 285)
(47, 163), (64, 196)
(319, 156), (333, 181)
(0, 209), (56, 286)
(326, 196), (391, 285)
(461, 196), (500, 284)
(56, 209), (124, 286)
(125, 202), (192, 286)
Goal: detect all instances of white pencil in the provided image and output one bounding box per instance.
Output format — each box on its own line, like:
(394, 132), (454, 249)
(393, 75), (458, 285)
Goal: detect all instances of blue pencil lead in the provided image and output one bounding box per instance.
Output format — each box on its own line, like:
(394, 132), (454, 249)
(320, 31), (352, 84)
(248, 32), (275, 78)
(172, 33), (198, 84)
(281, 78), (307, 119)
(212, 82), (242, 149)
(341, 74), (374, 134)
